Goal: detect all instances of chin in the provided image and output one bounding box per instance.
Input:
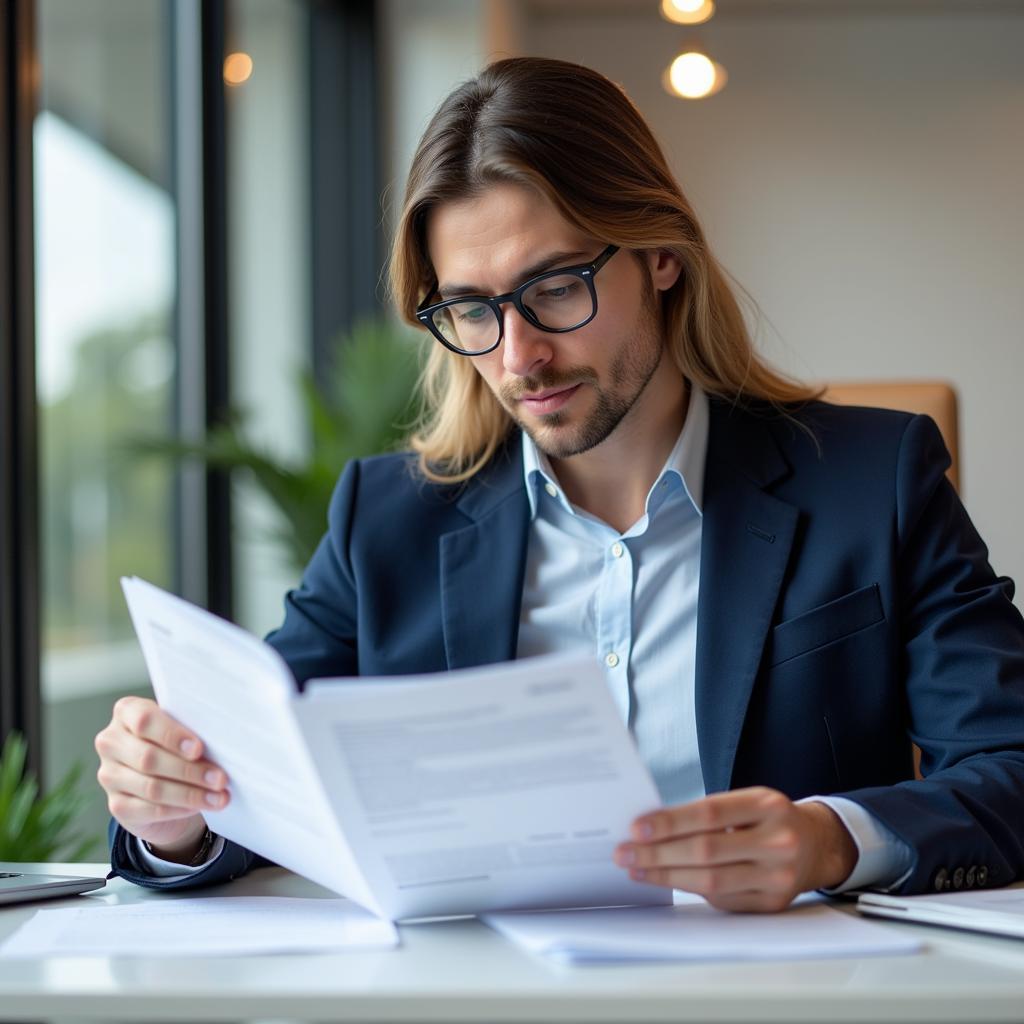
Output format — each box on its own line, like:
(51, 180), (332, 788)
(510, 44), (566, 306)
(527, 417), (607, 460)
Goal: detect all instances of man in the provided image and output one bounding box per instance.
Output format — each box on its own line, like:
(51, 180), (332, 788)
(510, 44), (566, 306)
(96, 57), (1024, 912)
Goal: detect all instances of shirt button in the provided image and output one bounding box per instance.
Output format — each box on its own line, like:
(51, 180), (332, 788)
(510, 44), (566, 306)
(611, 542), (624, 558)
(605, 652), (620, 668)
(544, 482), (557, 498)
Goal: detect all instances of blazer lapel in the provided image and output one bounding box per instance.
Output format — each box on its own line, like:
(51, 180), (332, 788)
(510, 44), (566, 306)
(695, 401), (799, 794)
(440, 439), (530, 670)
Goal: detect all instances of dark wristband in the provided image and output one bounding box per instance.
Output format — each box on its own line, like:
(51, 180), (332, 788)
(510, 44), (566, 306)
(144, 826), (216, 867)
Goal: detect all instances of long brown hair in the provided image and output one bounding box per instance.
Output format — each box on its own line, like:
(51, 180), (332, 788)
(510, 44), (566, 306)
(390, 57), (819, 483)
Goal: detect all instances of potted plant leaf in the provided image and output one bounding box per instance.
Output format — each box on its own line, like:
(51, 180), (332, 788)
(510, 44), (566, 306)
(131, 317), (422, 571)
(0, 731), (101, 862)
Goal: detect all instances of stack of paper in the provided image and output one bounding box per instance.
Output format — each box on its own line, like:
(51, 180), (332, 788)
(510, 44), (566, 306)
(0, 897), (399, 958)
(482, 900), (922, 964)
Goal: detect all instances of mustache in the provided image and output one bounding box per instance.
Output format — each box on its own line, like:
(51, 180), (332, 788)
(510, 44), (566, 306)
(500, 366), (599, 404)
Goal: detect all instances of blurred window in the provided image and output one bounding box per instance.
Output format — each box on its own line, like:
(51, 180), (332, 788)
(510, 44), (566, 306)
(22, 0), (375, 849)
(34, 0), (175, 835)
(226, 0), (312, 637)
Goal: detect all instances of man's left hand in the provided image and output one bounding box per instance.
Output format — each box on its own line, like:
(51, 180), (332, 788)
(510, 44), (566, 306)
(614, 786), (858, 912)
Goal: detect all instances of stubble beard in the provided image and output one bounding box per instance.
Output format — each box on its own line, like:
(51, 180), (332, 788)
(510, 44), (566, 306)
(500, 296), (664, 460)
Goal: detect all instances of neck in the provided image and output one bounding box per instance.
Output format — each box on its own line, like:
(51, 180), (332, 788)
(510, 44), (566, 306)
(549, 360), (689, 533)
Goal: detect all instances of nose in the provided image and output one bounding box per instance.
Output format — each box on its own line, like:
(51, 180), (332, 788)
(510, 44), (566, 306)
(500, 304), (553, 378)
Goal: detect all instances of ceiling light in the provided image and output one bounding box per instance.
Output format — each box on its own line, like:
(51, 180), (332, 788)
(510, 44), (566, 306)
(223, 52), (254, 87)
(663, 50), (728, 100)
(660, 0), (716, 26)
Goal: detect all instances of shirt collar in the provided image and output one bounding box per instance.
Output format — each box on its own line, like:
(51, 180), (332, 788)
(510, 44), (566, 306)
(522, 381), (709, 521)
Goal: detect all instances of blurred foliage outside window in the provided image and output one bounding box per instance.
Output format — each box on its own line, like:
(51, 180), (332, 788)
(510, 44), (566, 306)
(133, 318), (423, 574)
(42, 313), (174, 652)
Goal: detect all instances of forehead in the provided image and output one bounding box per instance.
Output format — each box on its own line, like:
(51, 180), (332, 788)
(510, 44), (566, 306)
(425, 183), (595, 292)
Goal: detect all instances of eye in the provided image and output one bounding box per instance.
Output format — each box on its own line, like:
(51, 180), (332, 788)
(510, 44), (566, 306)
(537, 280), (580, 301)
(456, 304), (489, 323)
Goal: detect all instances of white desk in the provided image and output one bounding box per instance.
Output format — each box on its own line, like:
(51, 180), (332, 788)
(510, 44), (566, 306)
(2, 862), (1024, 1023)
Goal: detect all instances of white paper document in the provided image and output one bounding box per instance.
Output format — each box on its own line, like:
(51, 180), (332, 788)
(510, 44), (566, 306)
(0, 897), (398, 958)
(121, 577), (668, 922)
(858, 887), (1024, 939)
(482, 899), (922, 964)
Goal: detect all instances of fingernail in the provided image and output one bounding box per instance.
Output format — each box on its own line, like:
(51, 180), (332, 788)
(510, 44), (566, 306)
(617, 848), (636, 866)
(637, 821), (654, 840)
(180, 739), (198, 757)
(205, 791), (223, 807)
(632, 869), (647, 881)
(203, 770), (221, 787)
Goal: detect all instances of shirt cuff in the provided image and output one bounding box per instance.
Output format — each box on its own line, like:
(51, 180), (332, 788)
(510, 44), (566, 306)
(799, 795), (915, 894)
(131, 833), (226, 878)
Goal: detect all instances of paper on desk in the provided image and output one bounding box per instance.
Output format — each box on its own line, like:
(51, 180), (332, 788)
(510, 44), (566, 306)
(481, 900), (922, 964)
(121, 577), (668, 922)
(857, 886), (1024, 939)
(0, 897), (399, 958)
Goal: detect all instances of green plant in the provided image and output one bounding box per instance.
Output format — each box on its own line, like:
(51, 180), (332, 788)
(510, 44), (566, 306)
(131, 317), (422, 571)
(0, 731), (101, 862)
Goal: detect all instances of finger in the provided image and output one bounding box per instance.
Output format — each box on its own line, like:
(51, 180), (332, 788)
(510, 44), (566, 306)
(107, 792), (202, 829)
(632, 787), (790, 843)
(628, 862), (795, 901)
(101, 762), (230, 813)
(115, 733), (229, 791)
(113, 696), (204, 760)
(615, 827), (756, 871)
(704, 890), (797, 914)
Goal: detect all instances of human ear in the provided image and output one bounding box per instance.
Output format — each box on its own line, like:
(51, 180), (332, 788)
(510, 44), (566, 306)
(644, 248), (683, 292)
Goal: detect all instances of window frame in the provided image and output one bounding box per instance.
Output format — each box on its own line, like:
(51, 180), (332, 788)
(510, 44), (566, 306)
(0, 0), (42, 776)
(309, 0), (382, 380)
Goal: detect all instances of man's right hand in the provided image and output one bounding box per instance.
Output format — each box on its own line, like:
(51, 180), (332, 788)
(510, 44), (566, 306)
(95, 696), (230, 864)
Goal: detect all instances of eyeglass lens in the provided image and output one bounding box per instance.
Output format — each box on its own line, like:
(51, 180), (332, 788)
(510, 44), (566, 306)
(430, 272), (595, 353)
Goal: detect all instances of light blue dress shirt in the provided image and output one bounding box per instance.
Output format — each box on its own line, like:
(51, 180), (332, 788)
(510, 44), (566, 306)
(516, 383), (913, 893)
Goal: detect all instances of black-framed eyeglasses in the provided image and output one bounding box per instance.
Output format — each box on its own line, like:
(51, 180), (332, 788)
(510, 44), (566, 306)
(416, 245), (620, 357)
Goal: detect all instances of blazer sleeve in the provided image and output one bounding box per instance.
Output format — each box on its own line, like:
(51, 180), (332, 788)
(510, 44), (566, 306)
(108, 461), (364, 889)
(840, 414), (1024, 893)
(107, 818), (270, 891)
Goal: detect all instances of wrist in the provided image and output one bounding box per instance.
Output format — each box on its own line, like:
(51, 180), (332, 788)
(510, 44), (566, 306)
(800, 801), (858, 889)
(143, 822), (211, 865)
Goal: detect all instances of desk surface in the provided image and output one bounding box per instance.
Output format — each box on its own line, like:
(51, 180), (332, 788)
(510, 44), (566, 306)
(2, 863), (1024, 1023)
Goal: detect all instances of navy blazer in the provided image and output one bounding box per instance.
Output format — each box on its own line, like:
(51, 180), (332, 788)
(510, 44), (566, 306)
(109, 398), (1024, 895)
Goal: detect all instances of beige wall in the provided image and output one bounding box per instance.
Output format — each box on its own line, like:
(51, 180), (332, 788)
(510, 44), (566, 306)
(382, 2), (1024, 605)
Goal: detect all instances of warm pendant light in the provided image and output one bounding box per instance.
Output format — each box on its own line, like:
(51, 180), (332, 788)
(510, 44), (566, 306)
(660, 0), (716, 26)
(223, 52), (254, 87)
(663, 48), (727, 99)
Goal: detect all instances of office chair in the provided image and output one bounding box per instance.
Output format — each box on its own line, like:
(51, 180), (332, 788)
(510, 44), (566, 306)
(823, 381), (960, 493)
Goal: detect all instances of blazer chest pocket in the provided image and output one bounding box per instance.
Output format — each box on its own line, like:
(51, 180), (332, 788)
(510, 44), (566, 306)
(768, 583), (884, 668)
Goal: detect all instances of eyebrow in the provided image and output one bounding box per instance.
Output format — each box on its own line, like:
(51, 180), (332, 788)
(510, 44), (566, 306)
(438, 249), (590, 299)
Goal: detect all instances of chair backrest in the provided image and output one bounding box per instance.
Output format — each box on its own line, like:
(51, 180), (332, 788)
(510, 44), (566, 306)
(823, 381), (960, 493)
